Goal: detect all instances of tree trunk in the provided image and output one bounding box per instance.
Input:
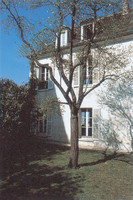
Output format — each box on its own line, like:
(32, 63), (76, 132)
(69, 108), (79, 168)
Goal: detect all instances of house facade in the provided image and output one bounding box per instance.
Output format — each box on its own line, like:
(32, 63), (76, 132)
(33, 6), (133, 152)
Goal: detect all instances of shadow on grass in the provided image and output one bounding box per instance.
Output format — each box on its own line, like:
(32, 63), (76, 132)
(114, 153), (133, 165)
(80, 150), (133, 167)
(0, 138), (132, 200)
(0, 138), (82, 200)
(1, 164), (80, 200)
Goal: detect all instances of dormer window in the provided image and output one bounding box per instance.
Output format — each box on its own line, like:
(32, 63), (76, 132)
(81, 24), (93, 40)
(56, 29), (70, 47)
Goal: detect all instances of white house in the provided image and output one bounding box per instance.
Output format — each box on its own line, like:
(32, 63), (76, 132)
(32, 5), (133, 153)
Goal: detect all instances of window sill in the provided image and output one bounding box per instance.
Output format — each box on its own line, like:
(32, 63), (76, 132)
(79, 137), (99, 141)
(37, 88), (53, 92)
(74, 84), (92, 88)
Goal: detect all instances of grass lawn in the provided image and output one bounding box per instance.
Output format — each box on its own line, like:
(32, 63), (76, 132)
(0, 138), (133, 200)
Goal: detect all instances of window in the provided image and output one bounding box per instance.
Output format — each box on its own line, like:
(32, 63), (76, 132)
(81, 24), (93, 40)
(84, 55), (93, 85)
(41, 67), (48, 82)
(81, 108), (92, 137)
(79, 108), (101, 139)
(84, 66), (92, 84)
(37, 116), (47, 134)
(37, 114), (52, 136)
(38, 64), (53, 90)
(56, 30), (70, 48)
(73, 64), (93, 86)
(39, 65), (48, 89)
(61, 31), (66, 46)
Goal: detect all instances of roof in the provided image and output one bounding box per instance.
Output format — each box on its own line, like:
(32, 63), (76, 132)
(37, 8), (133, 59)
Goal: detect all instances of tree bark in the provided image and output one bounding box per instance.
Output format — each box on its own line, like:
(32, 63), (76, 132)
(69, 107), (79, 168)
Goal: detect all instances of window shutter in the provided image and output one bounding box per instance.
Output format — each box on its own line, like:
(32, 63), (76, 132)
(39, 67), (41, 80)
(78, 110), (81, 138)
(35, 68), (39, 79)
(73, 59), (79, 86)
(46, 116), (52, 136)
(92, 68), (99, 84)
(48, 71), (53, 89)
(67, 30), (70, 43)
(88, 55), (92, 66)
(93, 109), (101, 138)
(92, 54), (99, 84)
(98, 66), (103, 82)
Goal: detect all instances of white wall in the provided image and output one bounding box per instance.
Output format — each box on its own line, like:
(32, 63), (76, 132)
(35, 39), (133, 151)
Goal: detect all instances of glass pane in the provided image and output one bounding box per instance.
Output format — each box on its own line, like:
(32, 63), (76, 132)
(81, 111), (86, 127)
(46, 69), (48, 81)
(84, 67), (87, 84)
(42, 74), (45, 80)
(83, 26), (87, 39)
(88, 128), (92, 136)
(88, 117), (92, 127)
(61, 32), (65, 45)
(42, 67), (45, 73)
(81, 128), (86, 136)
(88, 109), (92, 128)
(84, 79), (87, 84)
(88, 109), (92, 117)
(88, 67), (92, 84)
(81, 108), (92, 137)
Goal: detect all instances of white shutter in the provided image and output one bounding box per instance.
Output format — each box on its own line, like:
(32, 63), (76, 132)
(93, 109), (101, 138)
(73, 59), (79, 86)
(39, 67), (41, 80)
(61, 30), (67, 46)
(67, 30), (70, 43)
(98, 65), (103, 82)
(92, 52), (99, 84)
(92, 68), (99, 84)
(48, 70), (53, 89)
(78, 110), (81, 138)
(46, 116), (52, 136)
(92, 52), (104, 83)
(81, 25), (84, 40)
(35, 68), (39, 79)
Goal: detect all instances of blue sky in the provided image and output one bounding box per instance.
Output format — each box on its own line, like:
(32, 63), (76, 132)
(0, 3), (52, 86)
(0, 25), (30, 85)
(0, 1), (124, 86)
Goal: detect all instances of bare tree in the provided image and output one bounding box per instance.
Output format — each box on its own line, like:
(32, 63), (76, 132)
(0, 0), (132, 168)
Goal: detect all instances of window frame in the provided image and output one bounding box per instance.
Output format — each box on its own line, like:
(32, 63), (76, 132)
(83, 55), (93, 85)
(37, 115), (47, 134)
(38, 64), (53, 90)
(37, 114), (52, 136)
(61, 31), (66, 46)
(84, 65), (93, 85)
(81, 23), (93, 41)
(80, 108), (93, 137)
(55, 29), (70, 47)
(40, 65), (49, 82)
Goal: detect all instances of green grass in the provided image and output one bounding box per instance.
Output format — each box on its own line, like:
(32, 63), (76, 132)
(0, 138), (133, 200)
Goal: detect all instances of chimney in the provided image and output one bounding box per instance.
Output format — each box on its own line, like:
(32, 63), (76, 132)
(122, 0), (129, 14)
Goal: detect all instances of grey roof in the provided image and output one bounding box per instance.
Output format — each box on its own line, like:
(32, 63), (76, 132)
(37, 8), (133, 59)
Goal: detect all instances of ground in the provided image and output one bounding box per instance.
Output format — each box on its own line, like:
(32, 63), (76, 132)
(0, 137), (133, 200)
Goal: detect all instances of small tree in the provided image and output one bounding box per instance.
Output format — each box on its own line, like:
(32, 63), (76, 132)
(1, 0), (132, 168)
